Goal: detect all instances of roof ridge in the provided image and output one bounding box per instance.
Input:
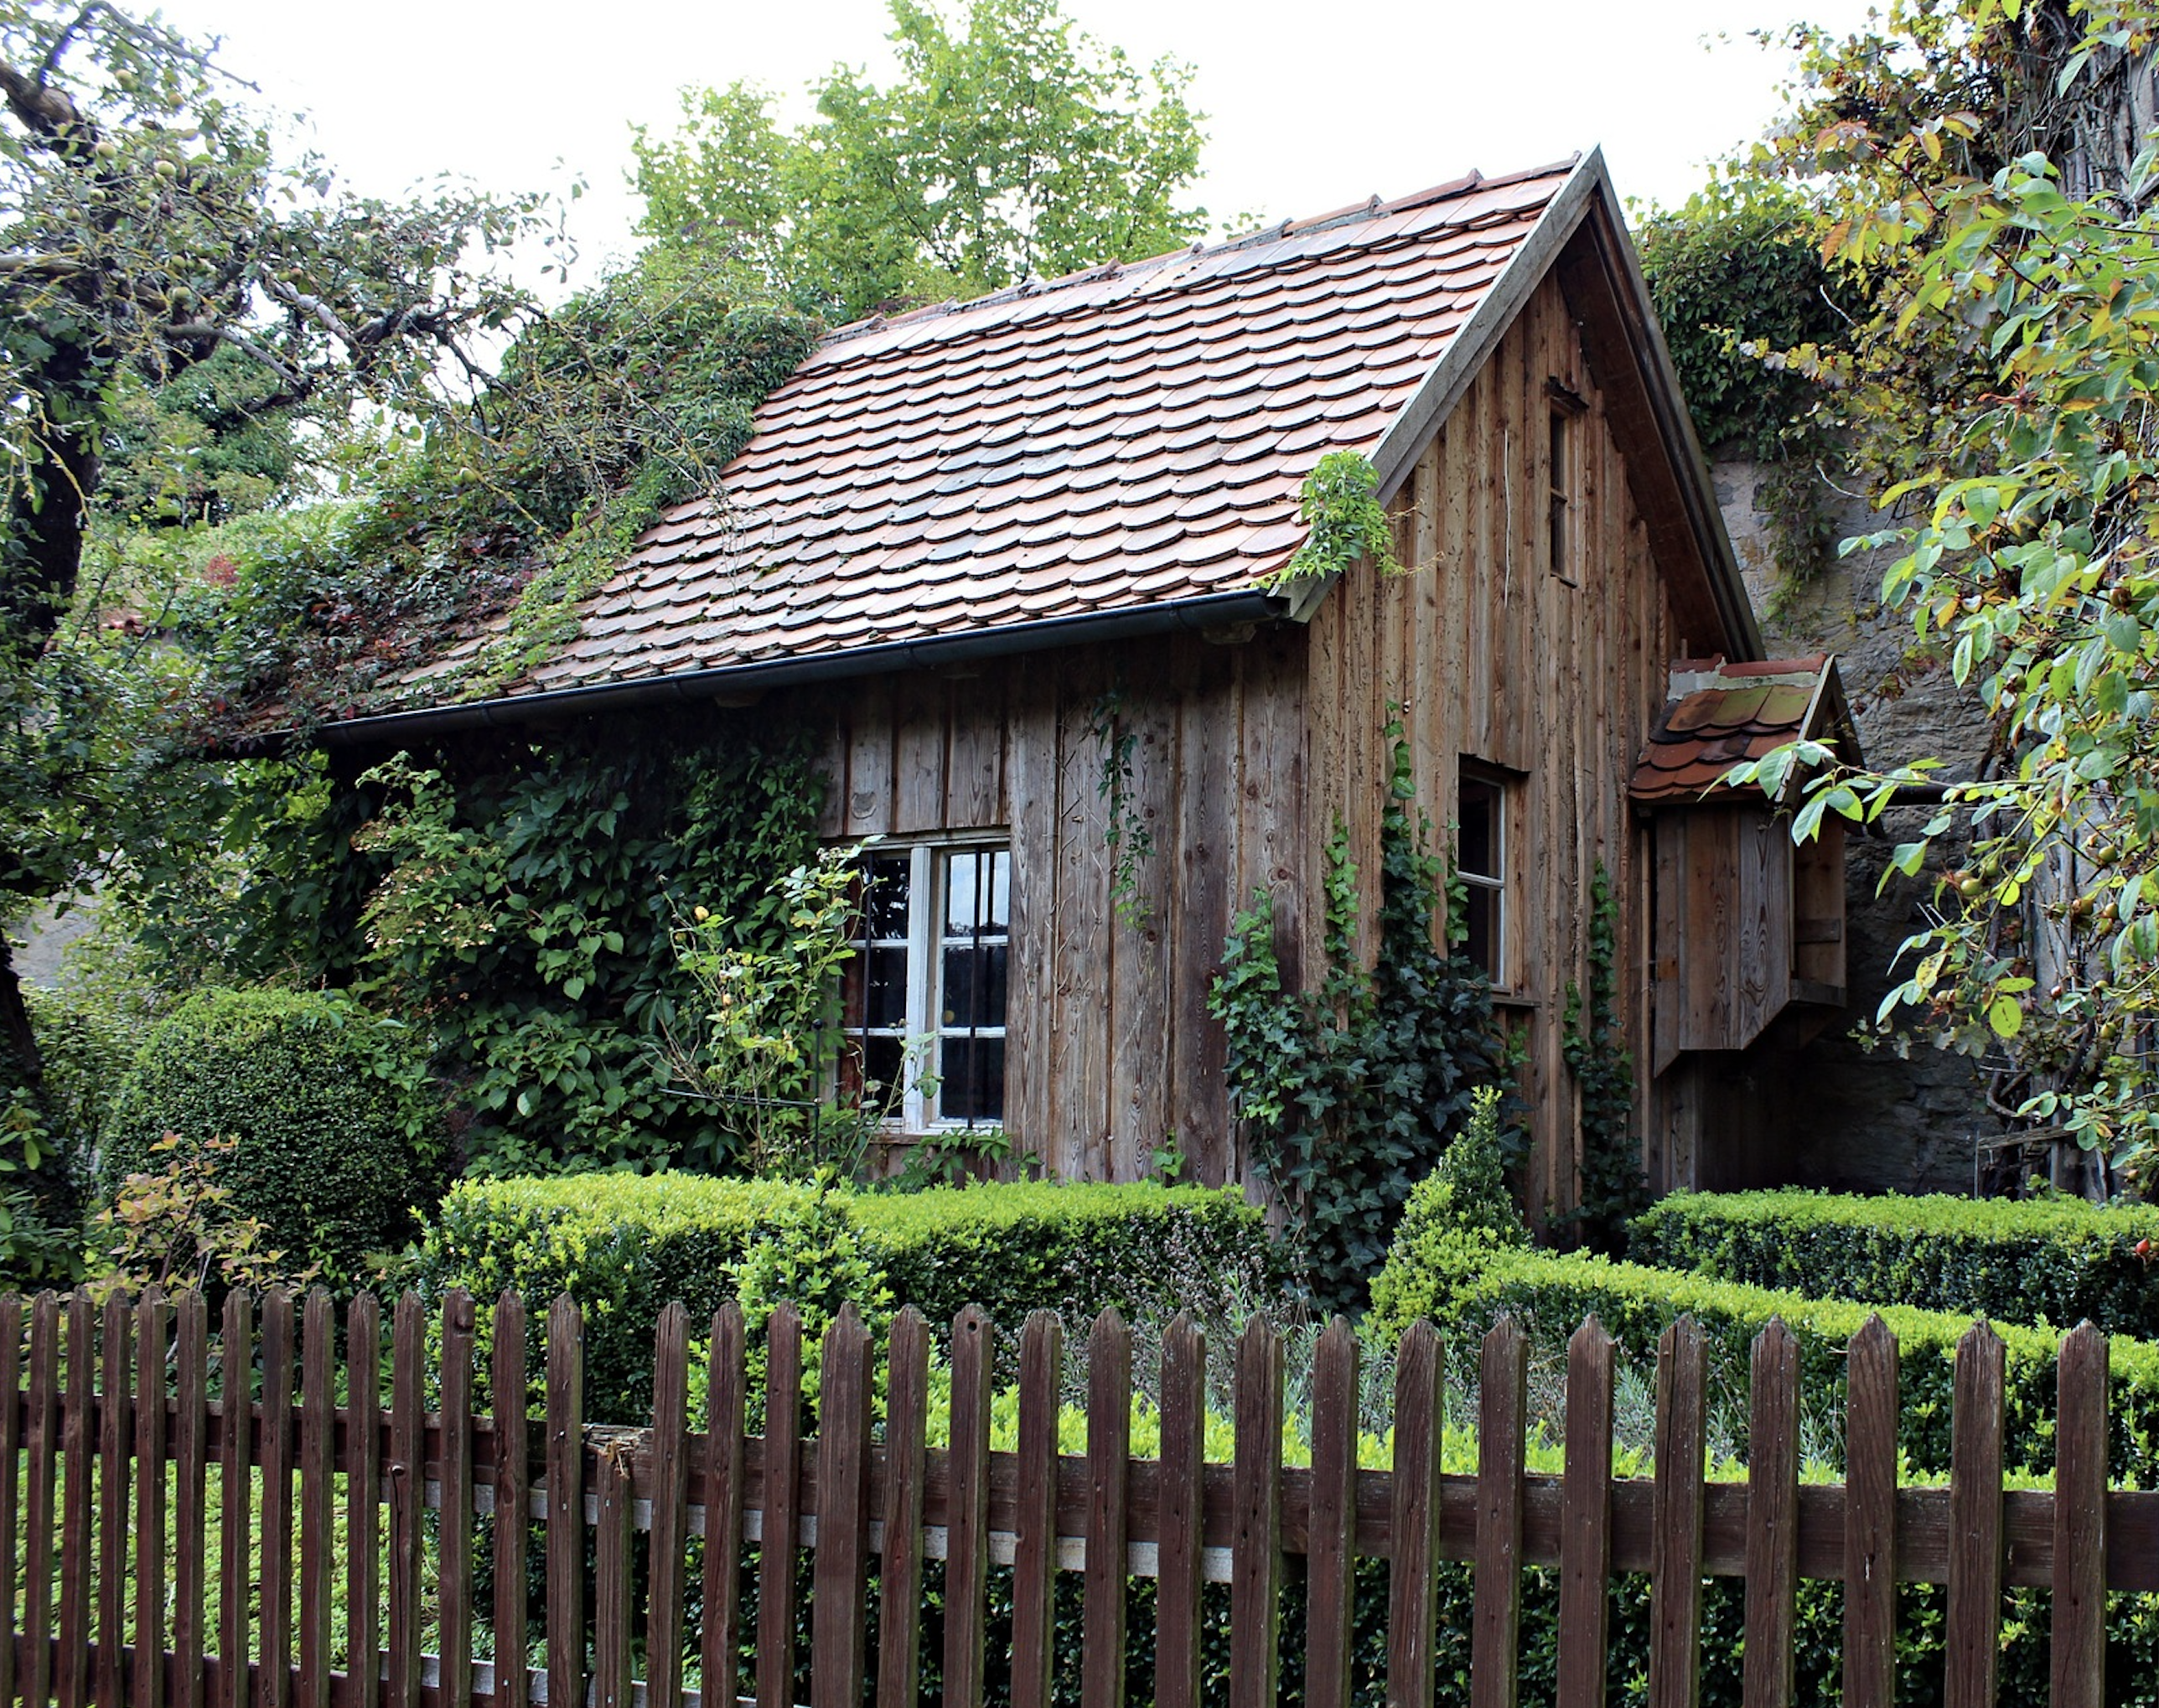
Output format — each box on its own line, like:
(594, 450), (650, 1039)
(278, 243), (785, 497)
(815, 158), (1579, 353)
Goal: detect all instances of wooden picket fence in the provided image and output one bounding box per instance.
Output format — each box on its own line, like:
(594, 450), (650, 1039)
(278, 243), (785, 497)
(3, 1287), (2156, 1708)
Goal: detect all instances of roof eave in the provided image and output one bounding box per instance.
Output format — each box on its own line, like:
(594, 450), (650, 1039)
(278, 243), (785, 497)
(251, 587), (1288, 756)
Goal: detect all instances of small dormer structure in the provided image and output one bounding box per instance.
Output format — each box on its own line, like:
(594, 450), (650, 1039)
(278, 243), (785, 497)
(1632, 655), (1859, 1074)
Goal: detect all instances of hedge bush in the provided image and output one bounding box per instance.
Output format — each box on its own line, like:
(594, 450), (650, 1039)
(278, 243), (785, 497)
(1370, 1227), (2159, 1484)
(1630, 1189), (2159, 1338)
(104, 987), (443, 1286)
(412, 1175), (1279, 1421)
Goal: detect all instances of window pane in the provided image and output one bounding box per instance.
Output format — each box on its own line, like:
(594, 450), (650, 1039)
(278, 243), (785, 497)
(864, 853), (911, 939)
(944, 851), (979, 934)
(1459, 780), (1499, 879)
(938, 1035), (1006, 1123)
(862, 1034), (903, 1100)
(866, 945), (909, 1028)
(982, 849), (1011, 934)
(940, 943), (1008, 1028)
(1463, 886), (1498, 981)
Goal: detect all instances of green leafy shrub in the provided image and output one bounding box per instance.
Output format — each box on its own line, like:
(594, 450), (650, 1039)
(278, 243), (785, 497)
(104, 987), (443, 1287)
(1369, 1233), (2159, 1483)
(1630, 1190), (2159, 1339)
(412, 1174), (1277, 1422)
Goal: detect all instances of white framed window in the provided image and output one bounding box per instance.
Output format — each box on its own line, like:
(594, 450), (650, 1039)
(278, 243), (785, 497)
(1457, 768), (1508, 986)
(852, 841), (1009, 1131)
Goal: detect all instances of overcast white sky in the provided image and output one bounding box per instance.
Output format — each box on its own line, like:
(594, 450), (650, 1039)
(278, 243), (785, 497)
(148, 0), (1882, 289)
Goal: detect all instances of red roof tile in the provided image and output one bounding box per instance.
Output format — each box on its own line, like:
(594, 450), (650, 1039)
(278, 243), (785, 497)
(407, 160), (1580, 701)
(1629, 655), (1853, 805)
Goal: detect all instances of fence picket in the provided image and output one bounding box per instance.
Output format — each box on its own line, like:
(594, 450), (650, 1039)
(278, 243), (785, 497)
(134, 1291), (169, 1708)
(386, 1292), (425, 1708)
(1305, 1317), (1359, 1708)
(298, 1291), (334, 1708)
(1230, 1315), (1283, 1708)
(1648, 1315), (1706, 1708)
(96, 1294), (132, 1708)
(1153, 1314), (1205, 1708)
(216, 1291), (252, 1708)
(1742, 1320), (1799, 1708)
(0, 1296), (20, 1708)
(593, 1444), (633, 1708)
(260, 1289), (295, 1708)
(438, 1291), (477, 1708)
(1472, 1317), (1527, 1708)
(756, 1303), (804, 1708)
(647, 1302), (691, 1708)
(490, 1292), (530, 1708)
(1842, 1317), (1898, 1708)
(25, 1291), (60, 1708)
(876, 1307), (929, 1708)
(941, 1307), (993, 1708)
(345, 1293), (381, 1708)
(60, 1290), (94, 1708)
(811, 1305), (874, 1708)
(1944, 1322), (2006, 1708)
(1387, 1319), (1443, 1708)
(1555, 1317), (1613, 1708)
(1012, 1311), (1063, 1708)
(2052, 1322), (2109, 1708)
(545, 1295), (585, 1708)
(1081, 1309), (1132, 1708)
(173, 1292), (209, 1708)
(702, 1302), (748, 1708)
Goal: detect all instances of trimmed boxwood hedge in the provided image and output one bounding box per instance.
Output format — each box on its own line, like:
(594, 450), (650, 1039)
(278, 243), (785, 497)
(104, 987), (443, 1286)
(412, 1175), (1279, 1421)
(1370, 1228), (2159, 1485)
(1629, 1189), (2159, 1338)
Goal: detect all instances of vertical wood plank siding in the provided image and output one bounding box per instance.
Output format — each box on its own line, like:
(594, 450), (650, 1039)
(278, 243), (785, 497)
(794, 270), (1684, 1201)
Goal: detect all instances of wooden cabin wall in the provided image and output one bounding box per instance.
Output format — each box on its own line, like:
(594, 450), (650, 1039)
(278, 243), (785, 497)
(790, 623), (1308, 1188)
(1649, 806), (1794, 1070)
(1302, 272), (1686, 1224)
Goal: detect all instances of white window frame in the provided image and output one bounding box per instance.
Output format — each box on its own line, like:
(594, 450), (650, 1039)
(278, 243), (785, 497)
(856, 838), (1009, 1133)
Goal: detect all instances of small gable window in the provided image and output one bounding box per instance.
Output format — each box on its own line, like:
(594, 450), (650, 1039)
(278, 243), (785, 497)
(1457, 768), (1508, 985)
(1547, 379), (1585, 586)
(853, 841), (1009, 1130)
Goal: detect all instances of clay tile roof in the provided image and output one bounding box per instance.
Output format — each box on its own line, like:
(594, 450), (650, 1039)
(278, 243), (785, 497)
(1629, 654), (1858, 805)
(404, 158), (1582, 706)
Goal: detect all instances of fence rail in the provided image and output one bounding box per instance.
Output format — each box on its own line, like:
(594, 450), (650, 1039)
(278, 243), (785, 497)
(3, 1286), (2151, 1708)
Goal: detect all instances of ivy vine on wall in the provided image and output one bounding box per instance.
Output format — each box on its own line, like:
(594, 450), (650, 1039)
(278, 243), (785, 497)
(1208, 724), (1510, 1310)
(1559, 861), (1647, 1254)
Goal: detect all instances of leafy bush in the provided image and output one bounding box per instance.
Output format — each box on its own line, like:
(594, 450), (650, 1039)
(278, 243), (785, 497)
(1630, 1189), (2159, 1339)
(1369, 1234), (2159, 1483)
(412, 1174), (1279, 1422)
(104, 987), (443, 1287)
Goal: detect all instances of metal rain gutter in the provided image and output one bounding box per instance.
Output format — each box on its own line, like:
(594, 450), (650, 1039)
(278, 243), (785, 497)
(292, 588), (1288, 751)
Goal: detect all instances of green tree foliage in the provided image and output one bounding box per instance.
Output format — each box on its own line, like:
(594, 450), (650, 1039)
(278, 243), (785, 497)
(0, 0), (548, 1224)
(632, 0), (1210, 323)
(1722, 0), (2159, 1192)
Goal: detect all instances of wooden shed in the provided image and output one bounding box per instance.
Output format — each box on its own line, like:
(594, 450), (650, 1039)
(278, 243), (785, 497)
(323, 149), (1841, 1214)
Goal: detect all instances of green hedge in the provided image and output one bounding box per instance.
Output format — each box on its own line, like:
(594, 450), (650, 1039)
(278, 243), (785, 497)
(1629, 1189), (2159, 1338)
(105, 987), (443, 1286)
(412, 1176), (1278, 1421)
(1370, 1229), (2159, 1484)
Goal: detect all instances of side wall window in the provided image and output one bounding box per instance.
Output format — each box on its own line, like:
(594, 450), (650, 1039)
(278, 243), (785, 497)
(1457, 769), (1508, 986)
(855, 841), (1009, 1130)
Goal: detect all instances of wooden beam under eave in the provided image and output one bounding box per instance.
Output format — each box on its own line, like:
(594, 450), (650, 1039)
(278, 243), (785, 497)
(1553, 214), (1747, 659)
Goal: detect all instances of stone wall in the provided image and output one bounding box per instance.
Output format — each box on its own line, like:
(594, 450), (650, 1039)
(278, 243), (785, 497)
(1710, 458), (1997, 1194)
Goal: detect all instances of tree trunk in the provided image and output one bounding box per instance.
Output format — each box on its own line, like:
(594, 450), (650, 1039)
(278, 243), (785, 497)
(0, 934), (75, 1231)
